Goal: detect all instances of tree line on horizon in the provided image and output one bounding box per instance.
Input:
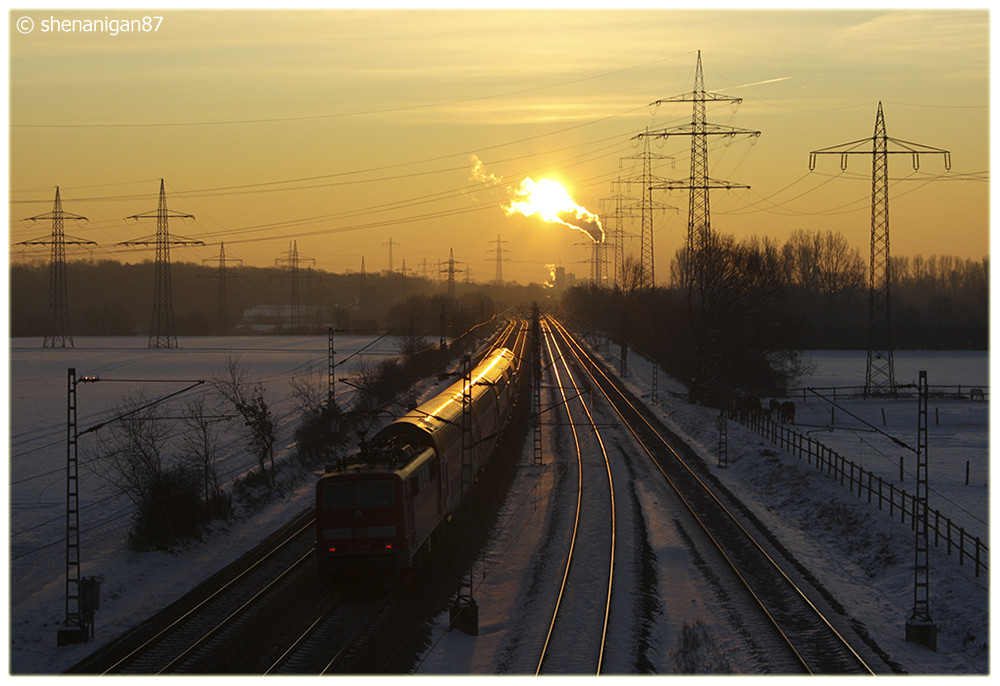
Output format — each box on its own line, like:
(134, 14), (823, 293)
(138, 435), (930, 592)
(9, 228), (986, 356)
(8, 258), (548, 338)
(561, 228), (987, 402)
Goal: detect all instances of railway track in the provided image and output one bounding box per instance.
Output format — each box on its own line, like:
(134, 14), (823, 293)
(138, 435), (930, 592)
(96, 514), (317, 674)
(548, 316), (878, 675)
(533, 317), (616, 674)
(72, 318), (526, 675)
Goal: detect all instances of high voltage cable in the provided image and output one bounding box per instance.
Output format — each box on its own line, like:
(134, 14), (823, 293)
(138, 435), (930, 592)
(11, 53), (688, 130)
(10, 121), (643, 206)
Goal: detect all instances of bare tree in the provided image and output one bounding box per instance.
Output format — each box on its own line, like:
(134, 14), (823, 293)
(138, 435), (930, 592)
(90, 392), (204, 548)
(180, 395), (226, 508)
(213, 354), (276, 491)
(615, 254), (646, 376)
(289, 367), (326, 417)
(93, 392), (175, 510)
(782, 229), (865, 297)
(397, 330), (429, 358)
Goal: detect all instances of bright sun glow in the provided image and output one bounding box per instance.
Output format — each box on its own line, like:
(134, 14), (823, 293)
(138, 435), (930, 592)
(507, 178), (575, 223)
(503, 177), (604, 243)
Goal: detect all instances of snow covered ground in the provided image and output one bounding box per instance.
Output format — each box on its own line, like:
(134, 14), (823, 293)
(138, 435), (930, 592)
(5, 336), (991, 675)
(415, 343), (989, 674)
(7, 334), (404, 674)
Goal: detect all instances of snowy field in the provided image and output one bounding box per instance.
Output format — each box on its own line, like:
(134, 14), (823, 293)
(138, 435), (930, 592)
(7, 334), (405, 674)
(5, 337), (991, 675)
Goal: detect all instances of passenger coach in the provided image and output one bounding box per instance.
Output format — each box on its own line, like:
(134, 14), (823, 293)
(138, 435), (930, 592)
(315, 347), (519, 578)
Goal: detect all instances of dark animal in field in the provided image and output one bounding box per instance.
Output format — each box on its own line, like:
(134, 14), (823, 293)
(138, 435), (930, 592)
(780, 401), (796, 424)
(769, 398), (781, 419)
(970, 388), (985, 401)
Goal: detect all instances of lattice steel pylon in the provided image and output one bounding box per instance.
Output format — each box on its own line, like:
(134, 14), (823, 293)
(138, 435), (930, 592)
(810, 102), (950, 397)
(600, 180), (641, 289)
(383, 236), (399, 273)
(441, 248), (463, 298)
(17, 187), (93, 348)
(489, 234), (509, 285)
(199, 242), (245, 334)
(621, 129), (676, 289)
(118, 179), (203, 348)
(639, 51), (760, 297)
(274, 240), (316, 329)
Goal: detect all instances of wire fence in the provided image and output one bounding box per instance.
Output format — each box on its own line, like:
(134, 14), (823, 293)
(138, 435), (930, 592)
(784, 384), (988, 402)
(730, 408), (988, 578)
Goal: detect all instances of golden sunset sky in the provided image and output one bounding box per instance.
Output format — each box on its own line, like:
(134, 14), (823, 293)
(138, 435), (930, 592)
(8, 4), (990, 285)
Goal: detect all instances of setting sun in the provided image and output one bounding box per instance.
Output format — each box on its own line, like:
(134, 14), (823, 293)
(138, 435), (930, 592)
(504, 177), (605, 243)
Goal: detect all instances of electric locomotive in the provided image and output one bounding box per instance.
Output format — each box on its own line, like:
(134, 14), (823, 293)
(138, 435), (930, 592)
(315, 346), (519, 579)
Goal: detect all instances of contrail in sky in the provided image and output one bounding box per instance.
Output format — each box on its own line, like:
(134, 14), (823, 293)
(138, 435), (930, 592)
(732, 76), (793, 89)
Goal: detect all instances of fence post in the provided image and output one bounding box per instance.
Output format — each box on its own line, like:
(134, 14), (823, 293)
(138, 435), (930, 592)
(959, 529), (966, 566)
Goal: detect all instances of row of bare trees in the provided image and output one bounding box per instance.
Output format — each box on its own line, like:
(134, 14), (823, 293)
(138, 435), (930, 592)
(565, 229), (987, 405)
(87, 355), (280, 550)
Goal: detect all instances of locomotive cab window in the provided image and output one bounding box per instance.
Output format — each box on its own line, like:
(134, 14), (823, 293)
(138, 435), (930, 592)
(323, 480), (395, 510)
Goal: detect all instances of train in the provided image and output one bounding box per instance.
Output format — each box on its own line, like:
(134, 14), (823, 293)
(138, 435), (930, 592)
(315, 345), (521, 580)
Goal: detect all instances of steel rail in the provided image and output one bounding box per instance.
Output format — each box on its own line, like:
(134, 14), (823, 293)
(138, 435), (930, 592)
(157, 549), (314, 673)
(550, 317), (875, 675)
(546, 318), (617, 674)
(534, 318), (616, 675)
(101, 516), (315, 674)
(534, 319), (584, 674)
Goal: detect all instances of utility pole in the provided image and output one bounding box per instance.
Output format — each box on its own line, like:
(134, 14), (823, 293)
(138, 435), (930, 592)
(17, 187), (92, 348)
(57, 369), (101, 646)
(383, 236), (399, 273)
(532, 304), (543, 466)
(639, 51), (760, 298)
(451, 353), (478, 635)
(489, 234), (509, 285)
(199, 243), (245, 335)
(906, 370), (937, 650)
(810, 102), (950, 398)
(273, 240), (316, 330)
(118, 179), (203, 348)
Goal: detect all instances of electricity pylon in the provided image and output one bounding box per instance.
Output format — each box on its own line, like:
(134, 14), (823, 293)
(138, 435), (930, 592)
(621, 129), (676, 289)
(619, 132), (677, 289)
(489, 234), (509, 285)
(600, 182), (641, 289)
(17, 187), (93, 348)
(810, 102), (950, 397)
(274, 240), (316, 330)
(199, 243), (245, 334)
(639, 50), (760, 297)
(118, 179), (203, 349)
(441, 248), (464, 298)
(383, 236), (399, 273)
